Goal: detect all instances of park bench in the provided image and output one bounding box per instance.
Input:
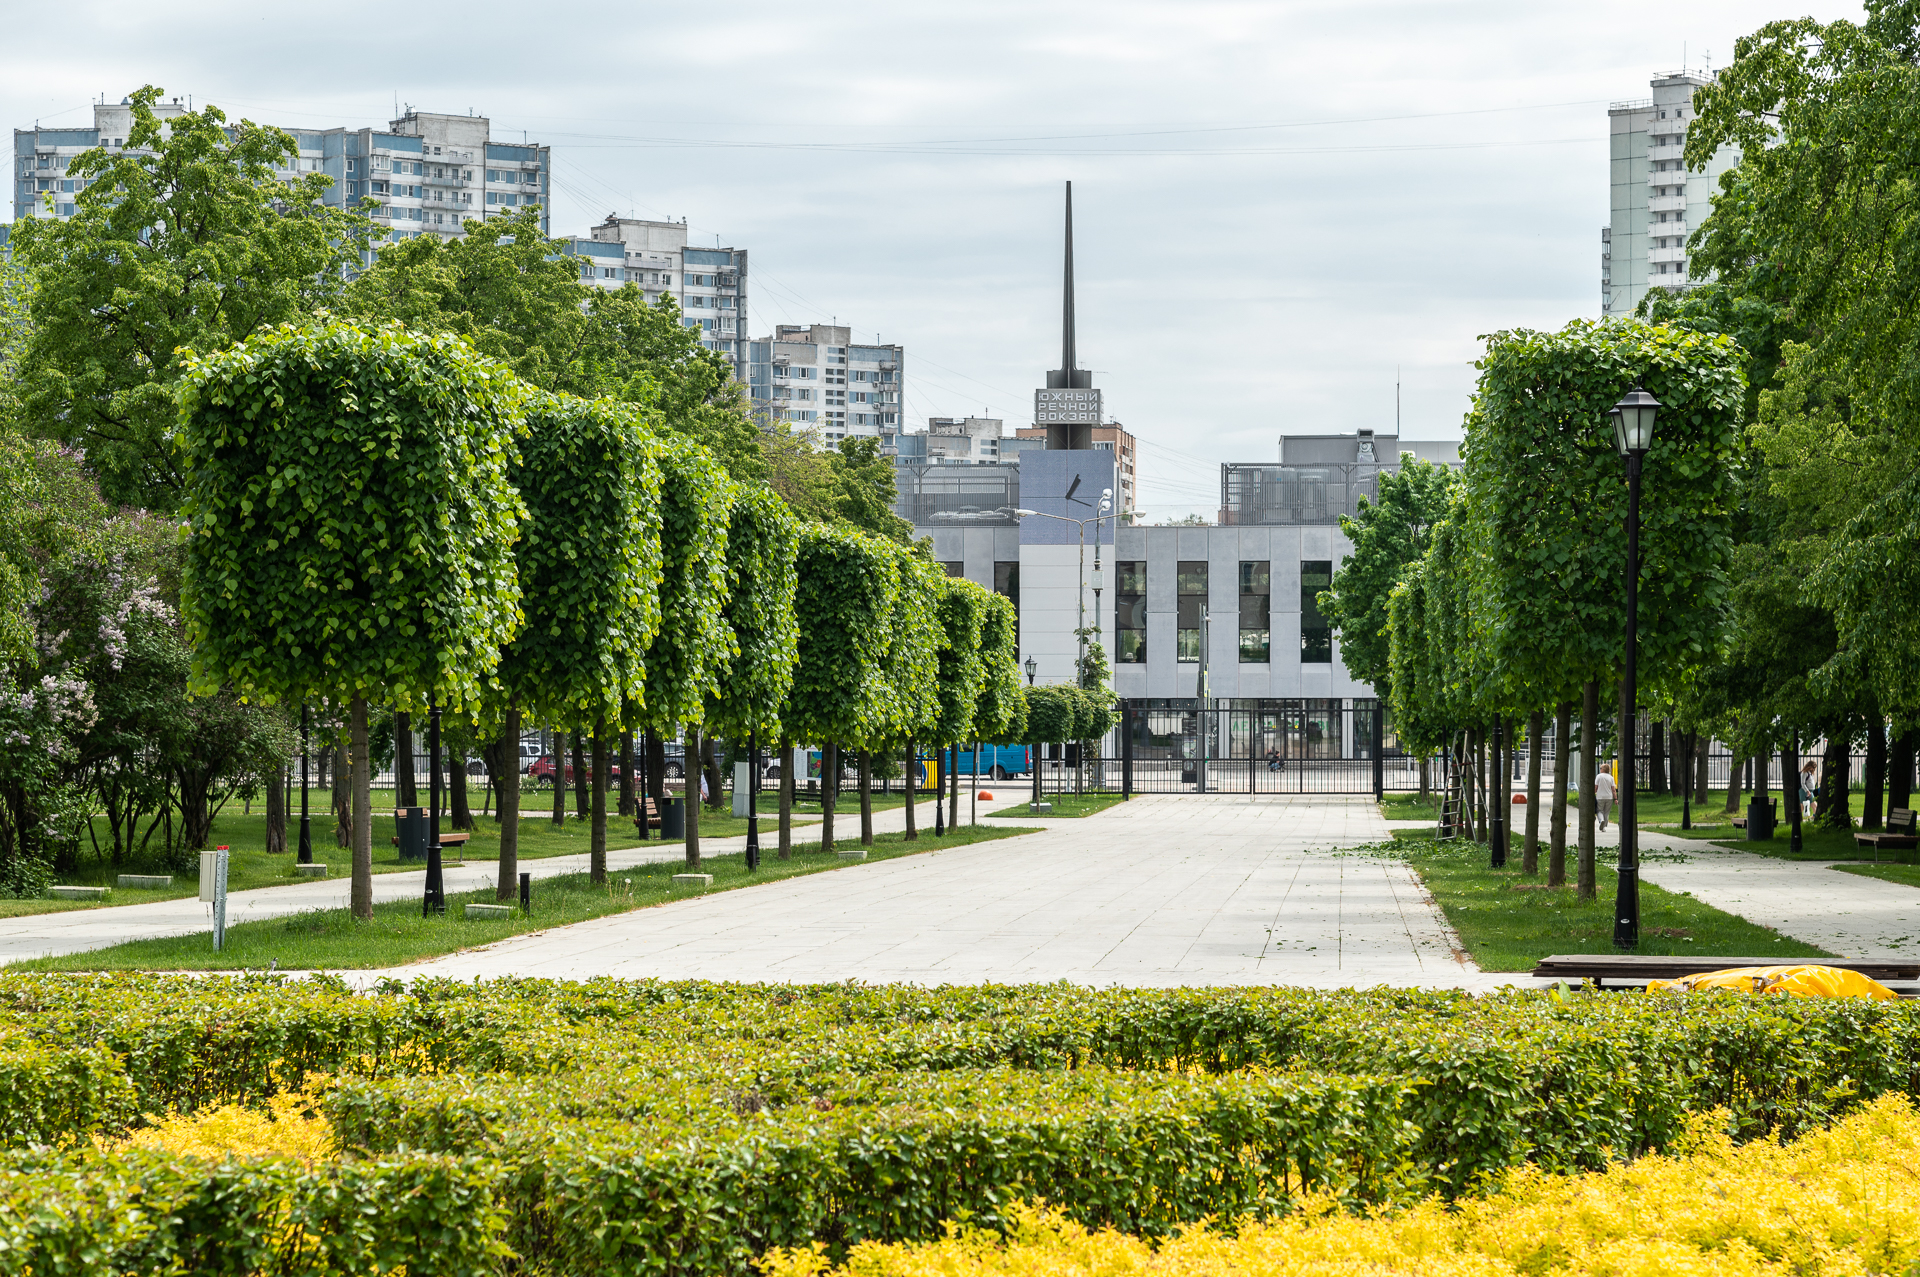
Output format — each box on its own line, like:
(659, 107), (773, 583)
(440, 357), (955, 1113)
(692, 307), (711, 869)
(388, 830), (470, 850)
(1855, 807), (1918, 856)
(1531, 953), (1920, 994)
(633, 795), (663, 834)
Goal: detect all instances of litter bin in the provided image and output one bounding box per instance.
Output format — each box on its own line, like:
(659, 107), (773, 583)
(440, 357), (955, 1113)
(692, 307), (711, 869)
(661, 797), (686, 839)
(395, 807), (428, 861)
(1745, 795), (1776, 842)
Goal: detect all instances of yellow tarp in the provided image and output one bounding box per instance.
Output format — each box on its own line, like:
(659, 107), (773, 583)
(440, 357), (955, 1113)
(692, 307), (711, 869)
(1647, 963), (1897, 999)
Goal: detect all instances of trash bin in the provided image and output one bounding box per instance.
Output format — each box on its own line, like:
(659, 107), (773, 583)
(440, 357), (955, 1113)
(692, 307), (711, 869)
(661, 797), (686, 839)
(395, 807), (428, 861)
(1745, 796), (1775, 842)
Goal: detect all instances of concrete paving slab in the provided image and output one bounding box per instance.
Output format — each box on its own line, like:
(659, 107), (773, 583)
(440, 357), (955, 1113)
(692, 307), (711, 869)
(351, 794), (1516, 991)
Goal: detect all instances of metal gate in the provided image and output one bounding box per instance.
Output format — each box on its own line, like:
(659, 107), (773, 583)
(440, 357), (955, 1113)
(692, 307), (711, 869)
(1118, 701), (1421, 795)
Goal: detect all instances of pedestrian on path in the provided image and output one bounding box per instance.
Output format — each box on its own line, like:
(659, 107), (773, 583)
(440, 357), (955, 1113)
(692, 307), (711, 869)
(1800, 760), (1818, 822)
(1594, 768), (1617, 831)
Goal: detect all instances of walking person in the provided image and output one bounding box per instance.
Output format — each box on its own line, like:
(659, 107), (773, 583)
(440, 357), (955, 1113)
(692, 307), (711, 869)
(1800, 759), (1818, 822)
(1594, 765), (1617, 832)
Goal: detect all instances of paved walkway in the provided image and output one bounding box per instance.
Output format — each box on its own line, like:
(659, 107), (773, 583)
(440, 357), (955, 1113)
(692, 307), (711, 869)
(358, 794), (1507, 989)
(0, 805), (911, 964)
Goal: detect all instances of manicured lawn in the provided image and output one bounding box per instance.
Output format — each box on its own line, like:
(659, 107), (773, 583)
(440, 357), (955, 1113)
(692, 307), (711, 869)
(22, 822), (1041, 972)
(35, 791), (821, 918)
(1831, 863), (1920, 889)
(1386, 835), (1832, 972)
(984, 793), (1126, 819)
(1632, 787), (1742, 833)
(1710, 821), (1904, 863)
(1380, 791), (1444, 818)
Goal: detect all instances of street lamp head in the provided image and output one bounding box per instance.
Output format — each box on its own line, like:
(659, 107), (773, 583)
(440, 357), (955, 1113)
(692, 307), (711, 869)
(1024, 655), (1038, 684)
(1011, 507), (1038, 517)
(1610, 386), (1661, 457)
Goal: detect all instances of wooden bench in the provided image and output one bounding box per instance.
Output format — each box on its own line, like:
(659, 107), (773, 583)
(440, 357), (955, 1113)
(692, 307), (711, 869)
(389, 830), (470, 849)
(633, 796), (663, 834)
(1532, 952), (1920, 993)
(1856, 807), (1918, 855)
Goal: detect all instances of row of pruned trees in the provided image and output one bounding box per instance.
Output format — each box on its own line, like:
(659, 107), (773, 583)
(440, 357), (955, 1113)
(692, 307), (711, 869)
(177, 319), (1039, 917)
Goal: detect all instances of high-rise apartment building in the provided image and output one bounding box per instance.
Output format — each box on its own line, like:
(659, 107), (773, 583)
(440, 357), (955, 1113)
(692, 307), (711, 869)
(747, 324), (902, 443)
(14, 100), (549, 242)
(1603, 71), (1739, 316)
(573, 216), (750, 379)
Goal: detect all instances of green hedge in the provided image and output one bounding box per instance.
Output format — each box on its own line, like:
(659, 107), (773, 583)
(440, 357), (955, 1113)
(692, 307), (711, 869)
(1, 976), (1919, 1272)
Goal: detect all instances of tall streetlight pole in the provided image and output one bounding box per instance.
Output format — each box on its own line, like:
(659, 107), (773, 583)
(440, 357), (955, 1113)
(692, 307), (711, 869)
(298, 704), (313, 865)
(1025, 655), (1039, 809)
(1609, 385), (1661, 950)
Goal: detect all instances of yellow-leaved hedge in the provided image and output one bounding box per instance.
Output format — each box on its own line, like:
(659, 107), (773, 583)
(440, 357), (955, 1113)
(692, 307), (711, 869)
(764, 1093), (1920, 1277)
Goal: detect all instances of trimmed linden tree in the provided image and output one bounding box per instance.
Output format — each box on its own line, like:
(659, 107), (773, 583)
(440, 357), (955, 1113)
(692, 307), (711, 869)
(176, 321), (525, 919)
(494, 392), (663, 891)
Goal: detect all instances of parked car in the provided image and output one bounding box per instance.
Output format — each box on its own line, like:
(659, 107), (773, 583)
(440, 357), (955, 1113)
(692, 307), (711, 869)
(528, 756), (625, 786)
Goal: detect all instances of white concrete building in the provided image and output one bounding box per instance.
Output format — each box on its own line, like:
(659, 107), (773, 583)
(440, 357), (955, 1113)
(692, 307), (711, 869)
(1603, 71), (1740, 316)
(13, 101), (550, 244)
(572, 216), (749, 379)
(746, 324), (902, 443)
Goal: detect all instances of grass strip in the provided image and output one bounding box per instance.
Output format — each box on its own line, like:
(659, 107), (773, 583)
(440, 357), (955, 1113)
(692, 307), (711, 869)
(983, 793), (1126, 819)
(1831, 863), (1920, 890)
(18, 823), (1040, 972)
(1384, 834), (1832, 972)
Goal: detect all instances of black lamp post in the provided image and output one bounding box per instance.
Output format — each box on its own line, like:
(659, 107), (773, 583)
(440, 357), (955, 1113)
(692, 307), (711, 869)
(1609, 385), (1660, 949)
(1490, 718), (1507, 868)
(1023, 656), (1040, 809)
(746, 727), (760, 871)
(297, 704), (313, 865)
(423, 700), (445, 917)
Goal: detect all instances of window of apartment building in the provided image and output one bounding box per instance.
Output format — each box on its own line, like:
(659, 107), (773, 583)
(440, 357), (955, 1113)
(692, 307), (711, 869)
(1115, 561), (1146, 664)
(1176, 561), (1207, 663)
(1238, 562), (1270, 663)
(1301, 560), (1333, 663)
(994, 561), (1020, 639)
(941, 562), (964, 578)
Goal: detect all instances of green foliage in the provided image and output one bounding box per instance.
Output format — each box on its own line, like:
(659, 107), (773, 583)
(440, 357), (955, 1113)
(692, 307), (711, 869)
(785, 524), (897, 747)
(1463, 319), (1745, 711)
(175, 320), (526, 713)
(1319, 459), (1460, 700)
(931, 576), (990, 746)
(1022, 684), (1076, 746)
(704, 483), (800, 741)
(973, 593), (1026, 744)
(495, 393), (663, 730)
(8, 87), (377, 510)
(877, 549), (944, 748)
(830, 438), (914, 543)
(634, 438), (734, 735)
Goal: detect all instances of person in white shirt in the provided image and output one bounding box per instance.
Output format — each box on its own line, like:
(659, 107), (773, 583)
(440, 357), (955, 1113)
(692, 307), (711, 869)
(1594, 768), (1617, 831)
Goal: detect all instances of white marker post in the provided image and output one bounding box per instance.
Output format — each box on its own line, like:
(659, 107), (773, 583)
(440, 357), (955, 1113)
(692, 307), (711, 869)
(200, 845), (230, 951)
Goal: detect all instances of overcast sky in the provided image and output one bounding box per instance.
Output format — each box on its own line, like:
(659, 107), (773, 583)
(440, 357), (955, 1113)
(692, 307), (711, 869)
(8, 0), (1865, 518)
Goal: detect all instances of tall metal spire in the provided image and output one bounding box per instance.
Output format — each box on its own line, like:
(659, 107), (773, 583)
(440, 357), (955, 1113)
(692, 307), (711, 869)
(1062, 180), (1077, 379)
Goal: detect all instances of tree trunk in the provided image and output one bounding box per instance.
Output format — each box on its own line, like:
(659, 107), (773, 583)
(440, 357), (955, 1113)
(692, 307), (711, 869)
(903, 742), (918, 840)
(572, 734), (589, 820)
(684, 726), (702, 871)
(950, 744), (961, 830)
(496, 708), (520, 903)
(395, 711), (416, 809)
(1820, 733), (1852, 831)
(1523, 710), (1542, 874)
(1578, 682), (1597, 900)
(778, 736), (794, 860)
(450, 746), (473, 831)
(551, 729), (567, 827)
(821, 742), (837, 855)
(1889, 729), (1916, 815)
(266, 762), (287, 854)
(619, 730), (635, 818)
(333, 732), (351, 849)
(592, 718), (609, 885)
(350, 697), (373, 920)
(1648, 719), (1667, 794)
(645, 732), (667, 833)
(1863, 715), (1886, 831)
(1549, 701), (1569, 888)
(1724, 748), (1744, 816)
(701, 734), (725, 813)
(1694, 733), (1710, 805)
(1473, 728), (1487, 843)
(1418, 754), (1429, 802)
